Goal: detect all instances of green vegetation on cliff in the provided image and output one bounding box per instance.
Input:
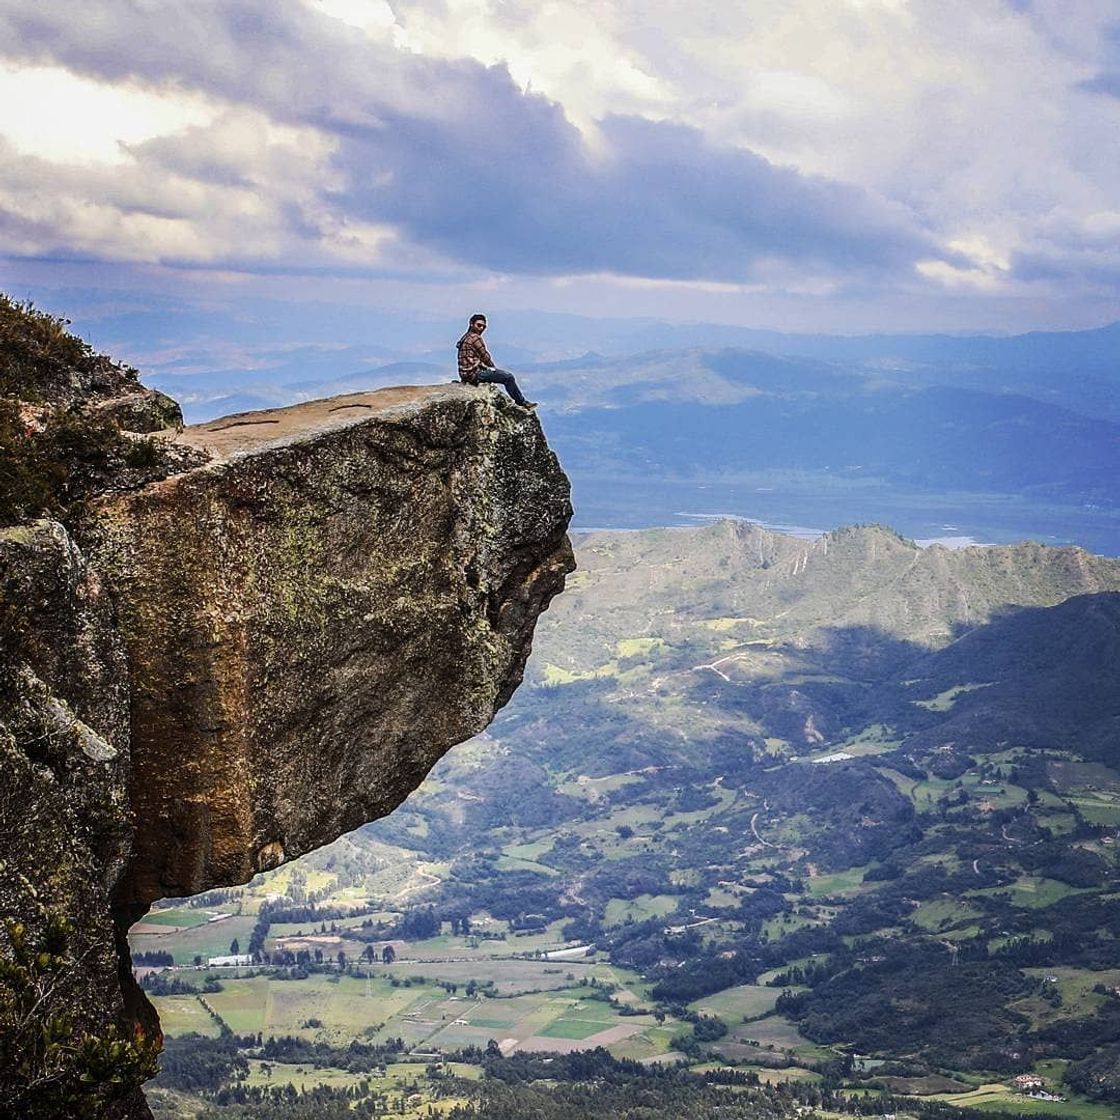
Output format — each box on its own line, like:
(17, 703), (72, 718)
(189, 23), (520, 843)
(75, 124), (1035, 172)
(0, 916), (159, 1119)
(0, 294), (185, 525)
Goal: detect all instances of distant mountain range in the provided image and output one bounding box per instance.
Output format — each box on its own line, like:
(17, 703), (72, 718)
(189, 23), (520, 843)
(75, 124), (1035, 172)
(80, 297), (1111, 423)
(76, 298), (1116, 552)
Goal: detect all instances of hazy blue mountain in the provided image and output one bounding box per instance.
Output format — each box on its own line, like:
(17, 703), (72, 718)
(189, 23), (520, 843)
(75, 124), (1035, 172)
(45, 281), (1117, 550)
(35, 282), (1118, 415)
(545, 386), (1120, 500)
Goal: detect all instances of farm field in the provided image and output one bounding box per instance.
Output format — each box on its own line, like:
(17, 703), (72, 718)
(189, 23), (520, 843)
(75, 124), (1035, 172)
(131, 914), (256, 965)
(688, 983), (782, 1021)
(148, 960), (685, 1063)
(935, 1083), (1118, 1120)
(148, 994), (223, 1038)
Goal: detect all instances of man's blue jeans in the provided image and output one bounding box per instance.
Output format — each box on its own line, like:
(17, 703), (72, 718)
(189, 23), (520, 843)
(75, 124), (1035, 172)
(474, 367), (528, 405)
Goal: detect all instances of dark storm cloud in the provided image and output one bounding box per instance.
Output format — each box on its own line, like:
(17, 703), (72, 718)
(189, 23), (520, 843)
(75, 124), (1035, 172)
(0, 0), (944, 282)
(334, 111), (938, 281)
(1011, 246), (1120, 288)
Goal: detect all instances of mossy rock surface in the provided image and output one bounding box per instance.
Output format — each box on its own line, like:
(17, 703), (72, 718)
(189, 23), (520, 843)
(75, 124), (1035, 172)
(0, 318), (573, 1119)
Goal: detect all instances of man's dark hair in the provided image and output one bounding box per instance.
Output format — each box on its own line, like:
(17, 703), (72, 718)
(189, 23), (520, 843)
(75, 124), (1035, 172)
(470, 314), (487, 326)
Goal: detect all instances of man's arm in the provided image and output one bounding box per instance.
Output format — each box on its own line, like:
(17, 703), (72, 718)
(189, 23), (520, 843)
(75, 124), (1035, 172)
(474, 336), (496, 369)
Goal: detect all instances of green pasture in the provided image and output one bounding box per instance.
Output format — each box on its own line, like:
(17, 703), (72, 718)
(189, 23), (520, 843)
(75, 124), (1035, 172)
(761, 911), (821, 940)
(938, 1084), (1117, 1120)
(764, 811), (812, 847)
(604, 894), (679, 927)
(243, 1060), (365, 1092)
(383, 956), (598, 995)
(688, 984), (781, 1021)
(130, 914), (256, 966)
(199, 976), (271, 1035)
(729, 1013), (825, 1059)
(1071, 800), (1120, 827)
(916, 850), (962, 871)
(609, 1025), (683, 1061)
(242, 1060), (481, 1117)
(705, 885), (741, 908)
(749, 1066), (823, 1085)
(968, 876), (1088, 910)
(912, 683), (992, 712)
(755, 958), (822, 990)
(805, 865), (874, 898)
(1023, 966), (1120, 1018)
(554, 772), (643, 802)
(912, 898), (985, 933)
(1037, 811), (1080, 835)
(139, 907), (216, 928)
(502, 838), (555, 861)
(268, 921), (347, 938)
(1004, 877), (1090, 909)
(960, 776), (1028, 809)
(147, 994), (222, 1038)
(391, 936), (525, 962)
(909, 777), (956, 812)
(836, 722), (901, 753)
(538, 1016), (614, 1040)
(664, 783), (739, 826)
(196, 973), (434, 1042)
(385, 918), (573, 963)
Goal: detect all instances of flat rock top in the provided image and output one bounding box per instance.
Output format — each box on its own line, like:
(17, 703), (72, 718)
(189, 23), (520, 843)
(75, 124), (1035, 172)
(172, 384), (477, 460)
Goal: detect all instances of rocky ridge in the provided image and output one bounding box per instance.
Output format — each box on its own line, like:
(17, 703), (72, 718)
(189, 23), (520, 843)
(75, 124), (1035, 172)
(0, 307), (573, 1119)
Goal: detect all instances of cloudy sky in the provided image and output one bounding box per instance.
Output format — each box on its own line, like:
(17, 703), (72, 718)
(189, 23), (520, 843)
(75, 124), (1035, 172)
(0, 0), (1118, 337)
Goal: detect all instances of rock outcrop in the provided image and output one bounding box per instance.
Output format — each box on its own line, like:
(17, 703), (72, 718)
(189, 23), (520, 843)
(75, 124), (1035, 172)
(1, 374), (573, 1118)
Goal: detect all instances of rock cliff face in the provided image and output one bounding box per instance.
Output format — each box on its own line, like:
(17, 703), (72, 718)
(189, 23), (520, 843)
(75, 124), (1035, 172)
(0, 378), (573, 1118)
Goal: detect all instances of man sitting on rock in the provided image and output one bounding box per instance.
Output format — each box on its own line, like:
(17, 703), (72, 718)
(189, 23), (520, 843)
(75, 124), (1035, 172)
(456, 314), (536, 409)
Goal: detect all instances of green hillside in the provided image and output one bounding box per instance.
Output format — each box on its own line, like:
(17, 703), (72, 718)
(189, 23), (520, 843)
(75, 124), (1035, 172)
(133, 523), (1120, 1118)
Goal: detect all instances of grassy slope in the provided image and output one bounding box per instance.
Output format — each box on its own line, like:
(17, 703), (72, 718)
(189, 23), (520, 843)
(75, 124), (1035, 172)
(135, 524), (1120, 1118)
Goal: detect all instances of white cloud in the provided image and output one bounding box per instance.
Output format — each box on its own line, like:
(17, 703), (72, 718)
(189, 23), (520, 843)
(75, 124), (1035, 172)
(388, 0), (678, 132)
(304, 0), (397, 37)
(0, 0), (1116, 330)
(367, 0), (1120, 315)
(0, 62), (215, 164)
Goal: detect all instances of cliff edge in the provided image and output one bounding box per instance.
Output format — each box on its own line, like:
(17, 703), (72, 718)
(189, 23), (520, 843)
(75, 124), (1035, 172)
(0, 300), (573, 1119)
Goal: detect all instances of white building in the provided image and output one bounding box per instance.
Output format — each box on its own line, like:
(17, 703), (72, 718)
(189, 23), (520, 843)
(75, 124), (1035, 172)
(207, 954), (253, 967)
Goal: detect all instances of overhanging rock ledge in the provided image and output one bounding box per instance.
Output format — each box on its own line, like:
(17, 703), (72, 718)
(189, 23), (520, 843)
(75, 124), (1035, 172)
(2, 382), (573, 1119)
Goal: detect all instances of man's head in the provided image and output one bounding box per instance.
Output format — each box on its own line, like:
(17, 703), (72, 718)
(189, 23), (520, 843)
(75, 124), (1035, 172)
(469, 314), (487, 332)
